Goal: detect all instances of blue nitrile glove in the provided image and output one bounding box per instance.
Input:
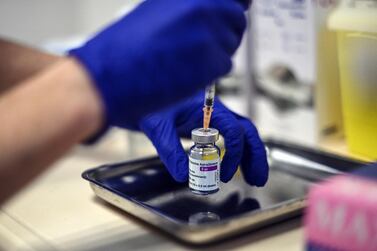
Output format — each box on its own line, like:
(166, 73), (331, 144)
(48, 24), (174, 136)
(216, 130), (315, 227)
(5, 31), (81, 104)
(139, 92), (269, 186)
(69, 0), (249, 130)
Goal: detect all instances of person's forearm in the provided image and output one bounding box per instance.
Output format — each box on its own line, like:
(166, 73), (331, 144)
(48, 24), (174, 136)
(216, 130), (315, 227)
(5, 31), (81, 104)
(0, 58), (103, 204)
(0, 38), (60, 92)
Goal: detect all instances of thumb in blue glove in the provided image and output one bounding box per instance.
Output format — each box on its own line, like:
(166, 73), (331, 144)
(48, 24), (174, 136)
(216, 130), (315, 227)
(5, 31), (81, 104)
(69, 0), (248, 131)
(139, 92), (269, 186)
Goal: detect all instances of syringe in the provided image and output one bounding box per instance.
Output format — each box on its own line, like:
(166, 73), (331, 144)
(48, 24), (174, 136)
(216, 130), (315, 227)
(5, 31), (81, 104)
(203, 83), (216, 130)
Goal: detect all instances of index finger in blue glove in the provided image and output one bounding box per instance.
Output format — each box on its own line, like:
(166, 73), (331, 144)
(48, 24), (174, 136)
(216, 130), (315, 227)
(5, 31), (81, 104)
(193, 0), (246, 59)
(211, 106), (245, 183)
(214, 0), (247, 35)
(140, 115), (188, 182)
(211, 2), (247, 54)
(235, 114), (269, 186)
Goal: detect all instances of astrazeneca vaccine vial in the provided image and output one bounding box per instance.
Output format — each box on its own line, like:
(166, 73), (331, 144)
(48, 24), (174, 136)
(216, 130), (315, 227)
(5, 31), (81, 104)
(189, 128), (221, 195)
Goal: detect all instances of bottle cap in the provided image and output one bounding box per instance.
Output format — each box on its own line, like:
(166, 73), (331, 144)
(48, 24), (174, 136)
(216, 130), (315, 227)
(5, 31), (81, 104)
(191, 128), (219, 144)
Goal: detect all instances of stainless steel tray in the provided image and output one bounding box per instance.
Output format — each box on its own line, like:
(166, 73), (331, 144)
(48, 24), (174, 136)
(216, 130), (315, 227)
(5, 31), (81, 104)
(82, 139), (364, 245)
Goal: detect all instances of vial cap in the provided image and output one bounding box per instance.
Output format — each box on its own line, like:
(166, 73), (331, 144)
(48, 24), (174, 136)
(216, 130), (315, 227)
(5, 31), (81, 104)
(191, 128), (219, 144)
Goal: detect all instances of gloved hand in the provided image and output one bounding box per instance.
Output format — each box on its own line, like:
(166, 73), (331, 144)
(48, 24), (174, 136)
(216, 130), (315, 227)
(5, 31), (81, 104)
(139, 92), (269, 186)
(69, 0), (249, 130)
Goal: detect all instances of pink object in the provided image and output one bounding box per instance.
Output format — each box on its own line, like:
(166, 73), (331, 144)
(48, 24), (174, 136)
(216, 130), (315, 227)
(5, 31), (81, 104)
(305, 175), (377, 251)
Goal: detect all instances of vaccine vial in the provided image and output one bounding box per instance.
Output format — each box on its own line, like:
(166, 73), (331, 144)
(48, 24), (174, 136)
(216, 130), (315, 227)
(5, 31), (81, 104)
(189, 128), (221, 195)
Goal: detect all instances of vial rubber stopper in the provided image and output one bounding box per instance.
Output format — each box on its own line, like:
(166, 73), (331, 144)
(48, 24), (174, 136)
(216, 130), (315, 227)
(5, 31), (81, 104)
(191, 128), (219, 144)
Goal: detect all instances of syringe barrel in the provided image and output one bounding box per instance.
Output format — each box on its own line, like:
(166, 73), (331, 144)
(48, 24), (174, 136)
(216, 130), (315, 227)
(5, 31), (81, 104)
(204, 84), (216, 107)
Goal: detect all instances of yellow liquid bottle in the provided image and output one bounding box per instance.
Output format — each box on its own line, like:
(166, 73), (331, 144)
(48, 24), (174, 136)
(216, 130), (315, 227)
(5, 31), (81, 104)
(329, 0), (377, 159)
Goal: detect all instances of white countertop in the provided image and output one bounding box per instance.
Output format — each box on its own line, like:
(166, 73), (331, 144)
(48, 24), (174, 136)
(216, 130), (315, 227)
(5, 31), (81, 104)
(0, 130), (304, 251)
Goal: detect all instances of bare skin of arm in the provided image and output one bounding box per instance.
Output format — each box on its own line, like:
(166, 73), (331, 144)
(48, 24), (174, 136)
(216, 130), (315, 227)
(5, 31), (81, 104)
(0, 58), (104, 204)
(0, 39), (61, 93)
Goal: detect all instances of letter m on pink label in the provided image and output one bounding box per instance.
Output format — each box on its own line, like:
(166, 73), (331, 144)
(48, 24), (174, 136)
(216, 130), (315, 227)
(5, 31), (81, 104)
(304, 176), (377, 251)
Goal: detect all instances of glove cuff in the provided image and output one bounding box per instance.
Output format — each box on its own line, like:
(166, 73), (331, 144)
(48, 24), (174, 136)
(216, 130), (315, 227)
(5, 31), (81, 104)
(68, 48), (113, 143)
(69, 46), (116, 123)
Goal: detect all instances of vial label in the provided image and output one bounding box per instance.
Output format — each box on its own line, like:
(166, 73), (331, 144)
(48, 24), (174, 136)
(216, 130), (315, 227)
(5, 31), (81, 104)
(189, 157), (220, 192)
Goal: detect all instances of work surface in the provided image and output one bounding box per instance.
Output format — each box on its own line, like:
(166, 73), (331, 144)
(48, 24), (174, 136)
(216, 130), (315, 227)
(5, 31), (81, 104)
(0, 132), (354, 251)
